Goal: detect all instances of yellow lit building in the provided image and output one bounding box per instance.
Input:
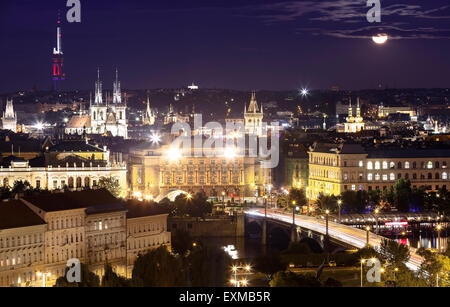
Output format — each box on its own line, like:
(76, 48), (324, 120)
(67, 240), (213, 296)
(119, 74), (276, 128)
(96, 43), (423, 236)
(128, 142), (272, 201)
(344, 98), (365, 133)
(308, 143), (450, 199)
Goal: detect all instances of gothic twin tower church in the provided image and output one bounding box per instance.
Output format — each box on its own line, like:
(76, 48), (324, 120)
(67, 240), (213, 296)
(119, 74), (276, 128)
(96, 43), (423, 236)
(66, 69), (128, 138)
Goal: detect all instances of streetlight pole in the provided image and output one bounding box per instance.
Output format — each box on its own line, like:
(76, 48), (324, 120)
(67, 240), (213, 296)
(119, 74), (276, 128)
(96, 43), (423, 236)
(360, 259), (366, 287)
(374, 208), (379, 235)
(366, 226), (371, 246)
(337, 200), (342, 223)
(292, 200), (296, 226)
(325, 209), (330, 237)
(36, 272), (51, 287)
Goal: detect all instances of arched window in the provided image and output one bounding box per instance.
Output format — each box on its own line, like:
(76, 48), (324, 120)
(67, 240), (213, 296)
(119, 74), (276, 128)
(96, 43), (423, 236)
(413, 162), (417, 169)
(413, 173), (417, 179)
(390, 162), (395, 169)
(427, 161), (433, 169)
(435, 161), (440, 169)
(405, 162), (410, 169)
(398, 173), (402, 180)
(375, 161), (380, 170)
(397, 162), (402, 169)
(435, 173), (440, 179)
(390, 173), (395, 181)
(367, 173), (373, 181)
(428, 173), (432, 179)
(382, 161), (388, 169)
(405, 173), (409, 179)
(375, 173), (380, 181)
(367, 162), (373, 170)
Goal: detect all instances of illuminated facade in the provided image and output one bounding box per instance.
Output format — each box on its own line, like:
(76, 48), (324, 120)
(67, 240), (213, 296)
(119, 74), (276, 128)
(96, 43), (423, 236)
(66, 69), (128, 138)
(1, 99), (17, 133)
(244, 92), (264, 136)
(0, 141), (127, 192)
(0, 191), (171, 287)
(344, 98), (364, 133)
(308, 143), (450, 199)
(128, 142), (272, 201)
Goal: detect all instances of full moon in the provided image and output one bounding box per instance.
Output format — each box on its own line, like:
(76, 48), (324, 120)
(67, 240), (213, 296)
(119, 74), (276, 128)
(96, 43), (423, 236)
(372, 33), (388, 45)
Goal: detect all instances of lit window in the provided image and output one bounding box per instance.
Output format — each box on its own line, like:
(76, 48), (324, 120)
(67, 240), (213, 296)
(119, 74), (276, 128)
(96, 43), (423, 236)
(375, 161), (380, 170)
(390, 162), (395, 169)
(367, 173), (373, 181)
(390, 173), (395, 181)
(359, 161), (364, 167)
(405, 162), (410, 169)
(98, 221), (102, 231)
(443, 172), (448, 180)
(382, 161), (388, 169)
(382, 174), (388, 181)
(367, 162), (373, 170)
(351, 185), (356, 191)
(427, 161), (433, 169)
(375, 174), (380, 181)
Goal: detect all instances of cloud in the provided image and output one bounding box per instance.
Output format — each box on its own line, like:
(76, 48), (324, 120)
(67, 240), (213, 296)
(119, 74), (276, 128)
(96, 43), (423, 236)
(248, 0), (450, 40)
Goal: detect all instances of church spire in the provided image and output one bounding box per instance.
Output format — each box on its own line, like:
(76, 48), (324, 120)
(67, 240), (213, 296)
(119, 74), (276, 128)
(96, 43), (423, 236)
(113, 68), (121, 104)
(247, 91), (259, 113)
(356, 97), (361, 118)
(95, 68), (103, 104)
(348, 97), (353, 118)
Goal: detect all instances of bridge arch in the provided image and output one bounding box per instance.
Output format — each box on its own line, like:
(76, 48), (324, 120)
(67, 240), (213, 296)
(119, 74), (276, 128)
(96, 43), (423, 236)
(155, 189), (189, 203)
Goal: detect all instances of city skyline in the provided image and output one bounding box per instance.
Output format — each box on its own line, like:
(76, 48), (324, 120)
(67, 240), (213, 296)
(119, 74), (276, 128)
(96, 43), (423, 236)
(1, 0), (450, 92)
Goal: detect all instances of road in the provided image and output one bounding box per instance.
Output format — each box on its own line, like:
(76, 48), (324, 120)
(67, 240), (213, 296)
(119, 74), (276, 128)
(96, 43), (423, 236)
(245, 208), (424, 271)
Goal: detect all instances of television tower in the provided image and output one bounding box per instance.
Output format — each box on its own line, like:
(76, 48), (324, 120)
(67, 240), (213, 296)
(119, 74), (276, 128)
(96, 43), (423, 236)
(52, 13), (65, 91)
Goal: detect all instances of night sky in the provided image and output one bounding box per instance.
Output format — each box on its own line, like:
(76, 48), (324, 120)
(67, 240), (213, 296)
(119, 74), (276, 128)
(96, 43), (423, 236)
(1, 0), (450, 92)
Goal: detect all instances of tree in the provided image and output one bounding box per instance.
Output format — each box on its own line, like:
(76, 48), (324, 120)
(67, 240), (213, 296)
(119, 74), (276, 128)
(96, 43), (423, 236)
(12, 180), (32, 196)
(98, 177), (122, 198)
(284, 241), (312, 255)
(288, 188), (307, 209)
(270, 272), (321, 287)
(101, 263), (130, 287)
(315, 193), (337, 213)
(188, 244), (232, 287)
(54, 263), (100, 287)
(132, 246), (186, 286)
(340, 190), (367, 213)
(379, 239), (410, 266)
(253, 252), (287, 280)
(417, 248), (450, 287)
(392, 179), (412, 212)
(171, 229), (194, 257)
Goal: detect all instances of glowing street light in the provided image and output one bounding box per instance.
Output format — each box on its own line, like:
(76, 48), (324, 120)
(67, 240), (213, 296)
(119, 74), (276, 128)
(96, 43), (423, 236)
(150, 132), (162, 145)
(300, 88), (309, 97)
(436, 224), (442, 252)
(360, 259), (366, 287)
(166, 147), (182, 162)
(36, 272), (51, 287)
(223, 146), (237, 159)
(366, 226), (371, 246)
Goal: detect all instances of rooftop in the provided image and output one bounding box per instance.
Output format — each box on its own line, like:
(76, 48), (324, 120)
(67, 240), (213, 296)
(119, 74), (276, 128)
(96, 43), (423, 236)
(0, 200), (46, 230)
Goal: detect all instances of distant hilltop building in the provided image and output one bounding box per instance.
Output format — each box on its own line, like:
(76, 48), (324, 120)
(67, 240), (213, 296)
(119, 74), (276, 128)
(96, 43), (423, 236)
(187, 83), (199, 90)
(344, 97), (364, 133)
(65, 69), (128, 138)
(1, 99), (17, 133)
(244, 92), (264, 136)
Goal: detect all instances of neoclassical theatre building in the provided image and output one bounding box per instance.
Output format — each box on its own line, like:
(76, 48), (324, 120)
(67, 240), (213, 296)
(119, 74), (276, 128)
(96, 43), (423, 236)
(0, 140), (127, 192)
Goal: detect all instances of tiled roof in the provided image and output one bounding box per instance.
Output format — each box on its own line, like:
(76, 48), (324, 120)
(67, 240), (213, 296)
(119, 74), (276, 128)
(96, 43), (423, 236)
(48, 141), (104, 153)
(124, 200), (169, 218)
(22, 189), (119, 212)
(67, 115), (91, 128)
(0, 200), (46, 230)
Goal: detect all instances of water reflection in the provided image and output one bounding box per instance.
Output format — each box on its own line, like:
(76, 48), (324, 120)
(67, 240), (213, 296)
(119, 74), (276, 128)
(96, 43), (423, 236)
(395, 235), (449, 250)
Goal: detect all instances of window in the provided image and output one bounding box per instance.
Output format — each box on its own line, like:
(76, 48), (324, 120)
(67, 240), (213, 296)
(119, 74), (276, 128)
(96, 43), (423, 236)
(390, 162), (395, 169)
(443, 172), (448, 180)
(382, 161), (388, 169)
(359, 161), (364, 167)
(344, 173), (348, 180)
(375, 161), (380, 170)
(435, 173), (440, 179)
(351, 185), (356, 191)
(427, 161), (433, 169)
(405, 162), (410, 169)
(435, 161), (440, 169)
(367, 162), (373, 170)
(367, 173), (373, 181)
(413, 162), (417, 169)
(397, 162), (402, 169)
(382, 174), (388, 181)
(390, 173), (395, 181)
(375, 174), (380, 181)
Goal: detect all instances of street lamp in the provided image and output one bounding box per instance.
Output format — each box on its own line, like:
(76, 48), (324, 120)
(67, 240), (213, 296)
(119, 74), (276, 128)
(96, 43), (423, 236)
(394, 267), (399, 282)
(337, 200), (342, 223)
(360, 259), (366, 287)
(325, 209), (330, 237)
(222, 191), (226, 204)
(436, 224), (442, 253)
(230, 264), (252, 287)
(292, 200), (296, 226)
(36, 272), (51, 287)
(366, 226), (371, 246)
(374, 208), (379, 235)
